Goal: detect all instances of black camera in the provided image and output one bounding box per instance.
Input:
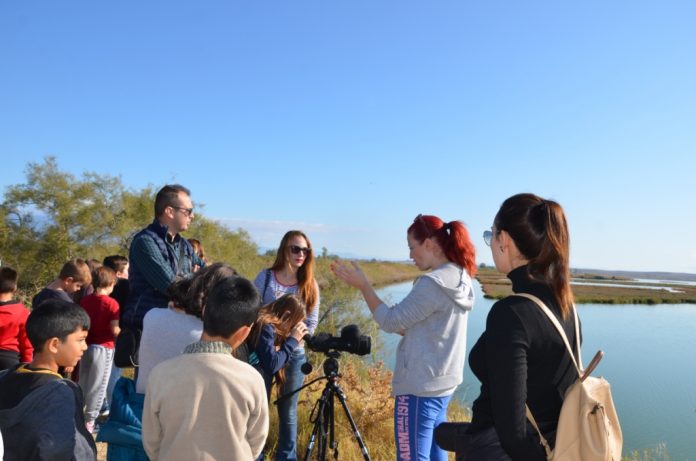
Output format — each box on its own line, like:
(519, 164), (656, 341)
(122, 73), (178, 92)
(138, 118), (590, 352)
(304, 324), (371, 356)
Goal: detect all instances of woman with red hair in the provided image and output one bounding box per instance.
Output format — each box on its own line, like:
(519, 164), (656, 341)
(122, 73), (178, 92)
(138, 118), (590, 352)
(332, 214), (476, 461)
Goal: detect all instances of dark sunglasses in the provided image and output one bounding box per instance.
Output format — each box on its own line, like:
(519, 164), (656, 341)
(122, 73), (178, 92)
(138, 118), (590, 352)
(290, 245), (311, 255)
(483, 230), (493, 246)
(171, 206), (194, 217)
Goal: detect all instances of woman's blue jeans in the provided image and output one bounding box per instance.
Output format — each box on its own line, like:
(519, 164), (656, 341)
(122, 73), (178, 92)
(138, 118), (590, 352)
(274, 349), (306, 461)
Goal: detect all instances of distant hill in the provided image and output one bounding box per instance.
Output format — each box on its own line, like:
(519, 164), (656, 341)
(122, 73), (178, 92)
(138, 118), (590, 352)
(571, 268), (696, 282)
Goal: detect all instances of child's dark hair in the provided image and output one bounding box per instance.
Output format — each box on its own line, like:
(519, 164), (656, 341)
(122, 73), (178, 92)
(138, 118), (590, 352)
(59, 258), (92, 284)
(185, 263), (238, 319)
(203, 276), (261, 339)
(165, 264), (237, 319)
(166, 277), (194, 311)
(0, 266), (18, 294)
(92, 266), (117, 290)
(26, 299), (90, 352)
(103, 255), (129, 274)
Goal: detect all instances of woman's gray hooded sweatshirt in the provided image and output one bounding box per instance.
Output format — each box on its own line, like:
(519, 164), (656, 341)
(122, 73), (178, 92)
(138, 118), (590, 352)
(373, 262), (474, 397)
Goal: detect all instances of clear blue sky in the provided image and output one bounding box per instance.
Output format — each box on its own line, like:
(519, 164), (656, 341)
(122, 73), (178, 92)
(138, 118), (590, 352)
(2, 1), (694, 273)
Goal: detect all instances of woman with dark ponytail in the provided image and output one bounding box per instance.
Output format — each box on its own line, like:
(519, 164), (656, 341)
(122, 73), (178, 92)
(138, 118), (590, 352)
(332, 214), (476, 461)
(438, 193), (580, 460)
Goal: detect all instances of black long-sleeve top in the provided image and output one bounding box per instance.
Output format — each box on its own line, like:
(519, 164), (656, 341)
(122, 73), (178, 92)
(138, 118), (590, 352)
(468, 265), (580, 460)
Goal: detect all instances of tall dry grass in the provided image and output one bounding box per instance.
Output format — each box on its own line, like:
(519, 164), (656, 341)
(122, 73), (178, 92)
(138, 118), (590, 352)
(260, 356), (469, 460)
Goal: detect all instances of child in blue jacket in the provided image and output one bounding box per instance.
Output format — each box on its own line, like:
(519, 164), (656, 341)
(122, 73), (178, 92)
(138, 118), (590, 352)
(248, 294), (307, 398)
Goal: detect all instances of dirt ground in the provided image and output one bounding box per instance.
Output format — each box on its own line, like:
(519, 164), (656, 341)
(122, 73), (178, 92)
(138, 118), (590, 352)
(96, 441), (107, 461)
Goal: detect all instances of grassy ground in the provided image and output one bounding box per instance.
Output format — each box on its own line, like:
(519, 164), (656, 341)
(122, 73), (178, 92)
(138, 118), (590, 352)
(477, 267), (696, 304)
(263, 356), (470, 460)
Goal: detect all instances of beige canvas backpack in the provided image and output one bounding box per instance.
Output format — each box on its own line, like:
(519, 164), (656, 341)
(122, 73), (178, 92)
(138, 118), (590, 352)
(515, 293), (623, 461)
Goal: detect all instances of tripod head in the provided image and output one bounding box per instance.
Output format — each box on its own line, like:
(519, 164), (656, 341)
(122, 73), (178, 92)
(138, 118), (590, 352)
(275, 350), (344, 406)
(322, 351), (341, 377)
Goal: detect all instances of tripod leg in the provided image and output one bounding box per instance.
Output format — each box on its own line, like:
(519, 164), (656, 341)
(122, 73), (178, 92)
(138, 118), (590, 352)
(329, 391), (337, 459)
(302, 412), (323, 461)
(332, 383), (372, 461)
(302, 384), (332, 461)
(318, 394), (330, 460)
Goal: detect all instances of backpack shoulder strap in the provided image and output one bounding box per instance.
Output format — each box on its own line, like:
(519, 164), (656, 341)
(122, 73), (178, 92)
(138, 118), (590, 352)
(525, 405), (553, 459)
(515, 292), (582, 460)
(513, 293), (583, 375)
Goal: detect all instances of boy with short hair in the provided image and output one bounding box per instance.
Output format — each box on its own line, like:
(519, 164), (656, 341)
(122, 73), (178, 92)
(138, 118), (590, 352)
(79, 266), (121, 432)
(142, 276), (268, 461)
(102, 254), (129, 310)
(32, 258), (92, 307)
(0, 267), (33, 370)
(0, 299), (97, 460)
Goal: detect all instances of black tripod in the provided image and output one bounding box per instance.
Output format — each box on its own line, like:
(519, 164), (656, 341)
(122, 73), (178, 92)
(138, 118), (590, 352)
(275, 351), (372, 461)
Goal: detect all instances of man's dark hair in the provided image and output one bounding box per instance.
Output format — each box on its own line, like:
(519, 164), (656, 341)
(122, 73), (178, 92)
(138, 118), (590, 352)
(154, 184), (191, 217)
(103, 255), (129, 274)
(26, 299), (90, 352)
(0, 266), (18, 294)
(203, 276), (261, 339)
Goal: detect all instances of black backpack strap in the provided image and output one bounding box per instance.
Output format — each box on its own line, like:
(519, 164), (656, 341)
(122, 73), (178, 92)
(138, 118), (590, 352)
(262, 269), (272, 301)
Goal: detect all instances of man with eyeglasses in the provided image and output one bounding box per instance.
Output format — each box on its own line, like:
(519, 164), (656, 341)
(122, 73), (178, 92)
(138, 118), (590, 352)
(120, 184), (197, 346)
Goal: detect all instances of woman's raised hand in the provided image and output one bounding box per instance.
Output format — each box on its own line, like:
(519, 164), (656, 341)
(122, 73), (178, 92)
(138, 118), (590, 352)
(290, 321), (308, 342)
(332, 260), (383, 312)
(330, 260), (370, 290)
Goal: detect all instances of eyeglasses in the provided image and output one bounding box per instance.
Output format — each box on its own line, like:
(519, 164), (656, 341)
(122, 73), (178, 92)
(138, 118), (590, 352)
(483, 229), (493, 247)
(290, 245), (311, 256)
(172, 206), (194, 217)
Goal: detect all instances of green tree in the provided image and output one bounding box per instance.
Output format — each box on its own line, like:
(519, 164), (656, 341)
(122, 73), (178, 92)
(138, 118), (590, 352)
(0, 157), (267, 299)
(1, 157), (137, 292)
(185, 217), (263, 278)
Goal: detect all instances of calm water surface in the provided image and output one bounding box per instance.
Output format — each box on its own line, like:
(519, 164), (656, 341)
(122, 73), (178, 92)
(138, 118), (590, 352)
(364, 279), (696, 460)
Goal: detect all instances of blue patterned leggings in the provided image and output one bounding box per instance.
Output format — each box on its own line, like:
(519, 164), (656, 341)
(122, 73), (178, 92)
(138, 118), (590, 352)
(394, 394), (452, 461)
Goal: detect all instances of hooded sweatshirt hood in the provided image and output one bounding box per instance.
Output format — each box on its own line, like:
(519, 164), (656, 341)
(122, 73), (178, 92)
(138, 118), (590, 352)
(424, 262), (475, 311)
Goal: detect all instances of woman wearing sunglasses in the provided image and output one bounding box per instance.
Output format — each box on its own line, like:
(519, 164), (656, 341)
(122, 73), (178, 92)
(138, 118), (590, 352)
(253, 230), (320, 461)
(443, 193), (580, 460)
(331, 214), (476, 461)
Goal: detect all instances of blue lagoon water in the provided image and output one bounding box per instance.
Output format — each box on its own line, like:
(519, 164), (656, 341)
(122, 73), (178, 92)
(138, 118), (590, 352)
(364, 279), (696, 460)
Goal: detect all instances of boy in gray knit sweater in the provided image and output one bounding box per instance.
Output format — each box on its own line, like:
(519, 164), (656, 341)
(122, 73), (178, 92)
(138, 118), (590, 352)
(143, 276), (268, 461)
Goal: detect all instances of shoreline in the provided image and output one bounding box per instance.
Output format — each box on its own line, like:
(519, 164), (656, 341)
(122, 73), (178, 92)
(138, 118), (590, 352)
(477, 268), (696, 305)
